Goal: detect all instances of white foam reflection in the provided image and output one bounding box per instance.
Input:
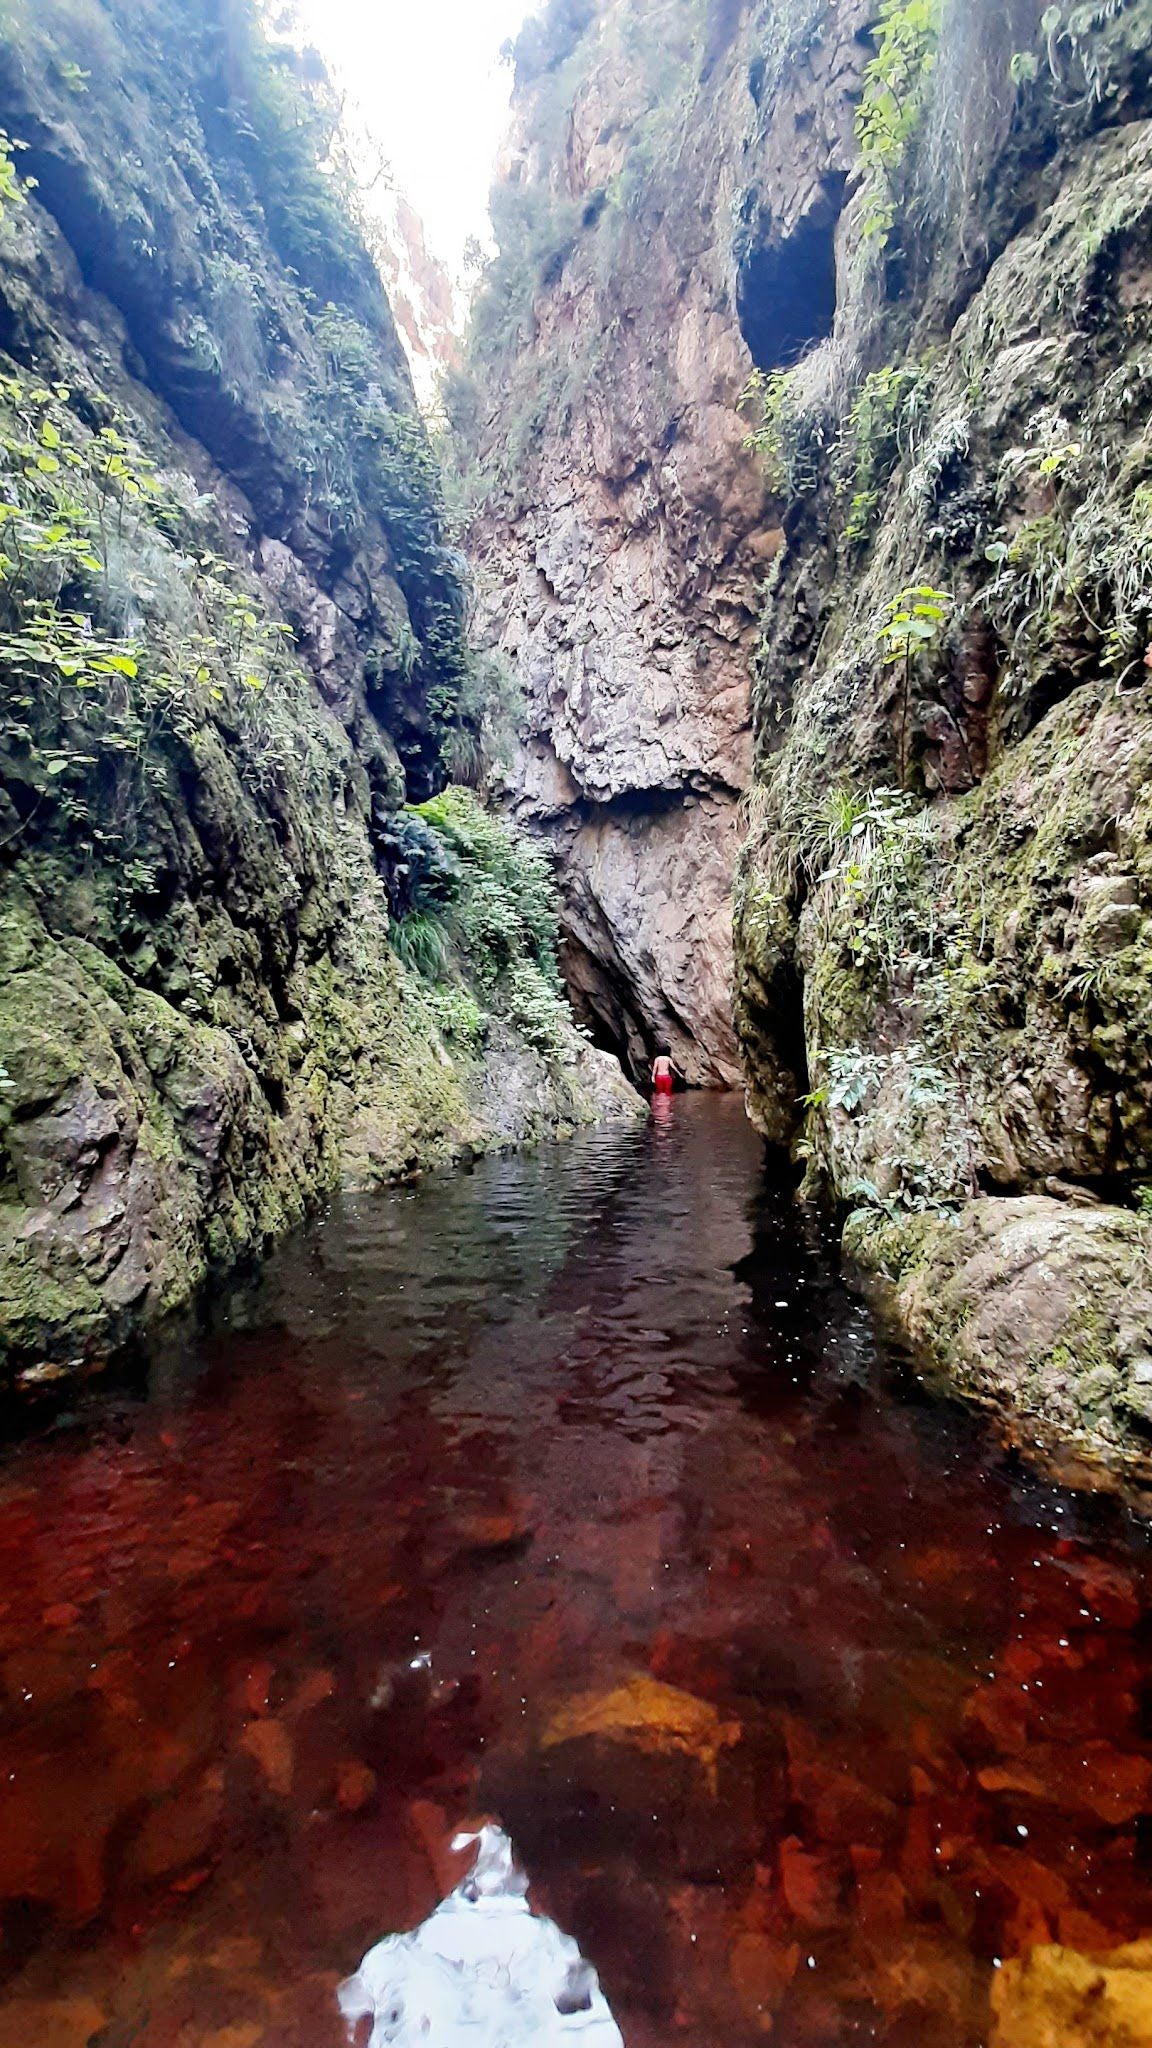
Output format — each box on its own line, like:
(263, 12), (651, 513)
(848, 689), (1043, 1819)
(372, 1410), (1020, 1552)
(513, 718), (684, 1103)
(338, 1824), (625, 2045)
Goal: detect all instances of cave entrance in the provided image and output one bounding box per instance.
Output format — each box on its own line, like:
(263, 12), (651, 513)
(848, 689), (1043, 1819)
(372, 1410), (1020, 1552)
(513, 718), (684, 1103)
(559, 928), (652, 1087)
(736, 193), (843, 372)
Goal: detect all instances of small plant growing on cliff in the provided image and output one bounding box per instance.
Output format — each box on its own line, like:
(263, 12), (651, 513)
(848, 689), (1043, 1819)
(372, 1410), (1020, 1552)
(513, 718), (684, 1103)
(825, 1046), (888, 1113)
(740, 369), (822, 499)
(810, 785), (936, 985)
(392, 909), (451, 981)
(1014, 1), (1133, 107)
(398, 789), (580, 1067)
(0, 374), (317, 863)
(0, 132), (32, 214)
(878, 584), (952, 788)
(855, 0), (940, 246)
(837, 364), (931, 546)
(809, 1042), (969, 1215)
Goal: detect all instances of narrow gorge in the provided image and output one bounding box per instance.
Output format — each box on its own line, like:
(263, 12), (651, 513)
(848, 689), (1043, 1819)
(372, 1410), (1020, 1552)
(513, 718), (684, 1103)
(5, 5), (1152, 2042)
(449, 0), (1152, 1492)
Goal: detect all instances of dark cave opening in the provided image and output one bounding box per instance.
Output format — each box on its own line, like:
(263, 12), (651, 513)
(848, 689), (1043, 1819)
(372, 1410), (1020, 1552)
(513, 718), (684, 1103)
(582, 1001), (635, 1073)
(559, 928), (651, 1087)
(736, 205), (841, 373)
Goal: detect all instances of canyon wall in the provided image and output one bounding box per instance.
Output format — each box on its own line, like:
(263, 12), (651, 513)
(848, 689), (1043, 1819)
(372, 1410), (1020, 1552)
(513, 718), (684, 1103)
(457, 0), (810, 1084)
(0, 0), (637, 1390)
(467, 0), (1152, 1489)
(729, 0), (1152, 1490)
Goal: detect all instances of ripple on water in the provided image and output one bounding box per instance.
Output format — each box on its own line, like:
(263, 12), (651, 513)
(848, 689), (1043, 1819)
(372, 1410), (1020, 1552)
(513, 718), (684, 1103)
(0, 1096), (1150, 2047)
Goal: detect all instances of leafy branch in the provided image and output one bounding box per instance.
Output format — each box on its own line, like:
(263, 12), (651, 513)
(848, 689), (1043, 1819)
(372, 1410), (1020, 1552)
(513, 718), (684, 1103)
(855, 0), (940, 247)
(878, 583), (952, 788)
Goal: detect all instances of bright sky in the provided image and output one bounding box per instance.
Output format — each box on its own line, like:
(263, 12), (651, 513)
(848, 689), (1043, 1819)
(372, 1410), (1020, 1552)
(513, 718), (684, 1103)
(293, 0), (536, 278)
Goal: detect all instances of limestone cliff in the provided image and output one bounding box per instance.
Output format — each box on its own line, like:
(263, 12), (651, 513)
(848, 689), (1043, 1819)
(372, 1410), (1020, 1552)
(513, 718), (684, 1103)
(0, 0), (638, 1390)
(464, 0), (1152, 1487)
(454, 0), (803, 1085)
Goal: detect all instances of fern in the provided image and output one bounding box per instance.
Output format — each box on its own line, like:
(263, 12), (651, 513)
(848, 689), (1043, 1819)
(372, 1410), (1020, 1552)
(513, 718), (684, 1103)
(392, 909), (451, 982)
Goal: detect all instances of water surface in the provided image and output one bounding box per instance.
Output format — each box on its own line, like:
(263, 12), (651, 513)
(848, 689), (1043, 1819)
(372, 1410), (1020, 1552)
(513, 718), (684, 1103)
(1, 1095), (1150, 2046)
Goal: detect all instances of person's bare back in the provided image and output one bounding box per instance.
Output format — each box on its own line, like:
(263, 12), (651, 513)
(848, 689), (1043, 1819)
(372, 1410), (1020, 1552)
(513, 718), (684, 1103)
(651, 1051), (675, 1095)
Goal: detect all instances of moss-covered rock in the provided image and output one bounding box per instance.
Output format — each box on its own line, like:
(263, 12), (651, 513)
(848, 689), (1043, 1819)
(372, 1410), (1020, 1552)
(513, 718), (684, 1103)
(731, 1), (1152, 1484)
(845, 1196), (1152, 1493)
(0, 0), (641, 1391)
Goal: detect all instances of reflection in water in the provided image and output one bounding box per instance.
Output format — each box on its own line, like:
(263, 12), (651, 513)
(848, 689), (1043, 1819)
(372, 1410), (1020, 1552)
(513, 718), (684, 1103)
(339, 1824), (623, 2045)
(0, 1097), (1149, 2046)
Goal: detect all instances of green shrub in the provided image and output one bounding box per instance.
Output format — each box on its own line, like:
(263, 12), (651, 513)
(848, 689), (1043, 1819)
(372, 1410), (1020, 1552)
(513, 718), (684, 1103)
(439, 650), (525, 787)
(740, 368), (824, 498)
(398, 788), (580, 1065)
(0, 130), (31, 213)
(423, 983), (487, 1049)
(837, 364), (932, 544)
(0, 365), (339, 889)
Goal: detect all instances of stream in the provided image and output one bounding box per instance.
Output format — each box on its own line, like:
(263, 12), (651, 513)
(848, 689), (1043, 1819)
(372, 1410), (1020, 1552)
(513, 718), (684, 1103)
(1, 1094), (1151, 2046)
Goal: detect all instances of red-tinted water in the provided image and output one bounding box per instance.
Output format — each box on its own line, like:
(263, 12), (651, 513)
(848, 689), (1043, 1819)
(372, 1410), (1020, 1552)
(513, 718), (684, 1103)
(1, 1095), (1150, 2047)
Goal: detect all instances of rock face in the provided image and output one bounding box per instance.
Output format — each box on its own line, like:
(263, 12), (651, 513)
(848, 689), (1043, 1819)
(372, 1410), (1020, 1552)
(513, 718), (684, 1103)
(0, 0), (639, 1389)
(458, 0), (845, 1082)
(845, 1198), (1152, 1492)
(465, 0), (1152, 1480)
(730, 0), (1152, 1486)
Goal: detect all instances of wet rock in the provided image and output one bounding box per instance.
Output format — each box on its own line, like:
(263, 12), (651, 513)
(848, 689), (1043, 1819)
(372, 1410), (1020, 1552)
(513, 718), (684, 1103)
(306, 1811), (441, 1956)
(992, 1939), (1152, 2046)
(727, 1925), (801, 2020)
(124, 1766), (226, 1883)
(976, 1743), (1152, 1826)
(41, 1603), (82, 1630)
(785, 1723), (901, 1849)
(846, 1198), (1152, 1492)
(845, 1933), (987, 2043)
(0, 1997), (107, 2048)
(237, 1718), (294, 1798)
(335, 1760), (378, 1813)
(451, 1510), (531, 1551)
(778, 1835), (844, 1928)
(852, 1859), (907, 1934)
(540, 1675), (741, 1795)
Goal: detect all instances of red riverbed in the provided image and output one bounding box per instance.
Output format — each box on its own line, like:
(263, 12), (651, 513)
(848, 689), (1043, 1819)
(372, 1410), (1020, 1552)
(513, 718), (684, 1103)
(0, 1095), (1150, 2046)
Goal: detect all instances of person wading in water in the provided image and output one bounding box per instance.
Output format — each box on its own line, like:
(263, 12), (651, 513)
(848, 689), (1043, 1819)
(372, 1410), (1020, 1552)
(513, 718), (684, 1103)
(651, 1049), (677, 1096)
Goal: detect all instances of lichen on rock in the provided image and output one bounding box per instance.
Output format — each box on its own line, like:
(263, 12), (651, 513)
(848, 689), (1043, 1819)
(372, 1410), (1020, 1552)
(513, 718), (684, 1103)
(0, 0), (641, 1390)
(724, 0), (1152, 1485)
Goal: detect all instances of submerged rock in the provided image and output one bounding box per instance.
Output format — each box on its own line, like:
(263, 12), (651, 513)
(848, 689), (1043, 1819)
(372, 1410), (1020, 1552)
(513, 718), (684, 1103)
(992, 1939), (1152, 2047)
(540, 1674), (742, 1796)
